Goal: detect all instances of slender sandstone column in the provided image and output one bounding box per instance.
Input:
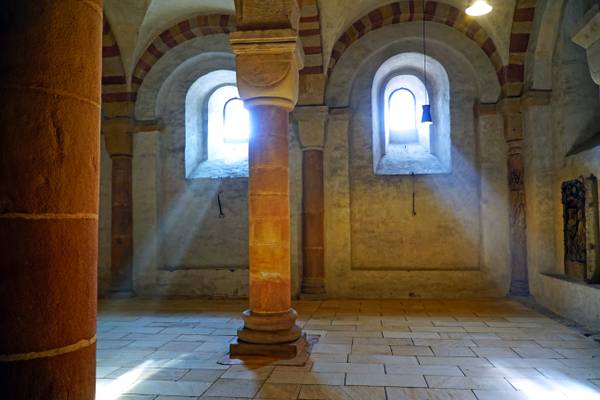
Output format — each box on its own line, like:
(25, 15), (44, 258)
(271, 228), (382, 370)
(229, 0), (307, 358)
(499, 98), (530, 296)
(294, 106), (329, 297)
(0, 0), (102, 398)
(103, 118), (134, 295)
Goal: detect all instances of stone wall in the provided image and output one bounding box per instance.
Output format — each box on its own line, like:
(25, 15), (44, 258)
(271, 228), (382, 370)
(526, 0), (600, 330)
(323, 23), (510, 298)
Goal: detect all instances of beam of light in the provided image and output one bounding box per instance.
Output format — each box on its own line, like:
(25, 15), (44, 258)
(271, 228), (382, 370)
(96, 360), (153, 400)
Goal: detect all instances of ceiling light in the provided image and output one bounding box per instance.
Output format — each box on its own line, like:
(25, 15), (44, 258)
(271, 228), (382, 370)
(466, 0), (493, 16)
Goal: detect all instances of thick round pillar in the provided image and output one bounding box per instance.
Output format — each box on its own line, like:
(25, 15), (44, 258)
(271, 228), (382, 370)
(248, 105), (293, 314)
(0, 0), (102, 398)
(110, 155), (133, 294)
(301, 150), (325, 295)
(232, 105), (304, 356)
(228, 22), (306, 358)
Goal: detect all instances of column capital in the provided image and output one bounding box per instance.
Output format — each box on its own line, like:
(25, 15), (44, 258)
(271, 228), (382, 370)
(573, 4), (600, 85)
(230, 29), (304, 110)
(234, 0), (302, 31)
(102, 117), (133, 157)
(520, 90), (552, 110)
(294, 105), (328, 150)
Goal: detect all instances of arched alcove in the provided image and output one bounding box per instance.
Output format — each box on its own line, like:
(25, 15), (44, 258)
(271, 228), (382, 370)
(372, 52), (451, 175)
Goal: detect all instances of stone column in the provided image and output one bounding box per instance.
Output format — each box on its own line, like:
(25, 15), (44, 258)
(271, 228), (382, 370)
(229, 0), (307, 358)
(294, 106), (328, 297)
(103, 118), (134, 296)
(0, 0), (102, 399)
(499, 98), (530, 296)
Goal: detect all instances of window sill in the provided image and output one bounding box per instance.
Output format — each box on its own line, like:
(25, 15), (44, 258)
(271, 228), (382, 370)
(187, 159), (248, 179)
(541, 273), (600, 290)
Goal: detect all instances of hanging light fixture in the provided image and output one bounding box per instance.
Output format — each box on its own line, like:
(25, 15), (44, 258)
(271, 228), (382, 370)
(421, 0), (433, 125)
(466, 0), (493, 17)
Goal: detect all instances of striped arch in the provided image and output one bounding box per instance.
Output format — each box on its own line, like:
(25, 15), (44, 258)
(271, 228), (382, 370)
(299, 0), (324, 75)
(102, 19), (130, 117)
(130, 14), (236, 101)
(328, 1), (504, 89)
(503, 0), (537, 97)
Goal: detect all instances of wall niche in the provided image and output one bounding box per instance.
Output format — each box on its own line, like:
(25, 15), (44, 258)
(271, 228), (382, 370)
(561, 175), (600, 283)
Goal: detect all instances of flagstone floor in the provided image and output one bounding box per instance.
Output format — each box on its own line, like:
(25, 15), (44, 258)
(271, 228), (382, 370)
(96, 298), (600, 400)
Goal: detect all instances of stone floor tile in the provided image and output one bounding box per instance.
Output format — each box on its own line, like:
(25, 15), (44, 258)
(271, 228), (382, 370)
(386, 387), (477, 400)
(309, 353), (349, 362)
(220, 365), (274, 380)
(459, 367), (542, 378)
(346, 373), (427, 387)
(385, 365), (464, 377)
(107, 367), (190, 381)
(511, 346), (564, 359)
(125, 380), (211, 397)
(536, 340), (599, 349)
(267, 371), (345, 385)
(430, 346), (476, 357)
(349, 354), (419, 365)
(159, 341), (204, 352)
(180, 369), (225, 383)
(155, 396), (199, 400)
(351, 344), (392, 354)
(487, 358), (565, 368)
(472, 339), (540, 348)
(254, 383), (301, 399)
(537, 366), (600, 380)
(311, 344), (351, 354)
(417, 357), (492, 367)
(354, 337), (413, 346)
(472, 390), (536, 400)
(203, 379), (262, 398)
(413, 339), (475, 347)
(311, 361), (384, 374)
(558, 358), (600, 367)
(391, 346), (434, 356)
(553, 347), (600, 359)
(298, 384), (386, 399)
(471, 347), (519, 358)
(424, 376), (513, 391)
(96, 366), (121, 378)
(385, 331), (441, 339)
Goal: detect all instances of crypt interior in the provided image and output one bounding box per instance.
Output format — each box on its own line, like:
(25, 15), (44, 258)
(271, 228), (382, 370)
(2, 0), (600, 399)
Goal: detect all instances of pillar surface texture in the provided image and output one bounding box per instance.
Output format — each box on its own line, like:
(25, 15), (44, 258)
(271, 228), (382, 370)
(110, 155), (133, 294)
(0, 0), (102, 398)
(500, 99), (530, 296)
(104, 119), (134, 295)
(294, 106), (328, 297)
(229, 1), (306, 358)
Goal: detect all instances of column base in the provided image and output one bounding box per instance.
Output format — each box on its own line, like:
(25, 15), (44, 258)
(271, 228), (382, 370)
(301, 277), (326, 299)
(510, 280), (530, 297)
(230, 335), (308, 358)
(230, 309), (307, 359)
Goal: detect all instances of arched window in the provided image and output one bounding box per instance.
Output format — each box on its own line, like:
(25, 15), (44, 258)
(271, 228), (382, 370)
(388, 88), (417, 144)
(207, 85), (250, 164)
(223, 97), (250, 144)
(185, 71), (250, 179)
(383, 75), (431, 155)
(372, 53), (451, 175)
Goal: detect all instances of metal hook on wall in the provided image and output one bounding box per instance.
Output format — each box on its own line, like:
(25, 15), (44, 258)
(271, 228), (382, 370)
(217, 191), (226, 218)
